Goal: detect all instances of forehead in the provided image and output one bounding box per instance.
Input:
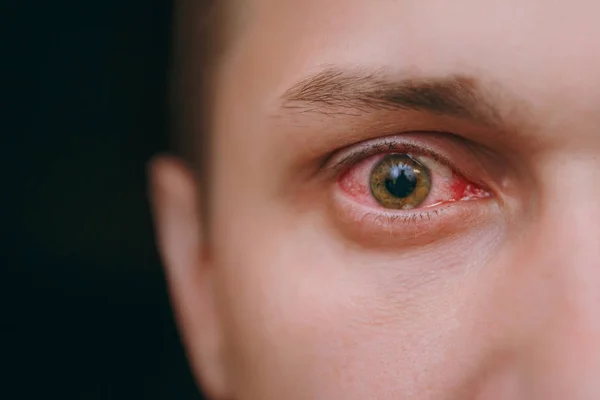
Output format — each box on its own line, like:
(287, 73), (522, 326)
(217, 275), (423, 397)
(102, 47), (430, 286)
(220, 0), (600, 100)
(211, 0), (600, 158)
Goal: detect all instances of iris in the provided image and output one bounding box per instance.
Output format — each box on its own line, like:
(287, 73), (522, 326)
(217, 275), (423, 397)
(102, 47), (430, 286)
(370, 154), (431, 209)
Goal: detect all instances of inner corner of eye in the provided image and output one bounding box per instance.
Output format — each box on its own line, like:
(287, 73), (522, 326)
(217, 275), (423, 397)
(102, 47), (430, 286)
(445, 172), (494, 202)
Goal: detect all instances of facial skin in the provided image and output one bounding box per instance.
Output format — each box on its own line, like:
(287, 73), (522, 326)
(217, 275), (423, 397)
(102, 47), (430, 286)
(150, 1), (600, 398)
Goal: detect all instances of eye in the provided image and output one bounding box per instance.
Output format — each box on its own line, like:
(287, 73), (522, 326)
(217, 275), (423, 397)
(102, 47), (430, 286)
(370, 154), (431, 210)
(337, 145), (492, 212)
(326, 135), (500, 245)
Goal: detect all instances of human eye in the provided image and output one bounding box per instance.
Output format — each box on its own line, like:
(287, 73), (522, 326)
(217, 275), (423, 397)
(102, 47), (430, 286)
(324, 133), (501, 247)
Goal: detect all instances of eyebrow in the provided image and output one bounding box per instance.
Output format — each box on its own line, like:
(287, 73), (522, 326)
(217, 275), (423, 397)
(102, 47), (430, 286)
(280, 67), (505, 128)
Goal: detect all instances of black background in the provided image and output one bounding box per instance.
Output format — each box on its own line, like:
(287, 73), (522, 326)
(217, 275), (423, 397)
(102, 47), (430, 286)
(5, 0), (203, 398)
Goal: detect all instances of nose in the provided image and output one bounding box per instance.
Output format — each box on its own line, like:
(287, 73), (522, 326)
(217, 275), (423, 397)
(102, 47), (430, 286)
(515, 159), (600, 399)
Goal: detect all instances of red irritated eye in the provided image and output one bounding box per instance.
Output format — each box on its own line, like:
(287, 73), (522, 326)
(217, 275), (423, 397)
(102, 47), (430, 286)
(339, 152), (491, 210)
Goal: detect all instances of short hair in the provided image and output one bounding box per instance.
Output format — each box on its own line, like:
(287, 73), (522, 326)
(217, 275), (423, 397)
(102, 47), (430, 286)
(169, 0), (232, 171)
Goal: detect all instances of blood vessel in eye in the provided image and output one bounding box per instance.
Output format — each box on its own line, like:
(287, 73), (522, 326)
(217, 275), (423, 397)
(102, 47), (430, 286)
(338, 154), (490, 207)
(448, 179), (490, 202)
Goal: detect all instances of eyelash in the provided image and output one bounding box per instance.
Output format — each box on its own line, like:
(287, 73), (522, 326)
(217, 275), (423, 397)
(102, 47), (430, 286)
(332, 139), (463, 178)
(366, 208), (443, 225)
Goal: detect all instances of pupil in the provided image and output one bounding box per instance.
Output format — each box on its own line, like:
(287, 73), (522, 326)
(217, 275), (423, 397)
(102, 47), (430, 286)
(385, 163), (418, 198)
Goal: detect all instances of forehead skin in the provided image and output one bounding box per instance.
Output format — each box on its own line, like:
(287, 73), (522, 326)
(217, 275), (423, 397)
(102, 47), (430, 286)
(205, 1), (600, 399)
(217, 0), (600, 131)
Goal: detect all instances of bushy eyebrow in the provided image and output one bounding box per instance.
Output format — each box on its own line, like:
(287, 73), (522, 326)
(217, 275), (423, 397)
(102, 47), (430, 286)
(279, 67), (508, 129)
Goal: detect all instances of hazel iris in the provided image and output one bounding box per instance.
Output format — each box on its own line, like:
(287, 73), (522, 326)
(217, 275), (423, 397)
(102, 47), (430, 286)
(369, 154), (432, 209)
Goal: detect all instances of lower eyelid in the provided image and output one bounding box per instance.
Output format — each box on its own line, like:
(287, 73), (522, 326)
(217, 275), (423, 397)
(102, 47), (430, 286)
(329, 189), (500, 249)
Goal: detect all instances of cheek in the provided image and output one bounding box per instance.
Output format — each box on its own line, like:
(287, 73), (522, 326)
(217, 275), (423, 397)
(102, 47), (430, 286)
(214, 214), (508, 399)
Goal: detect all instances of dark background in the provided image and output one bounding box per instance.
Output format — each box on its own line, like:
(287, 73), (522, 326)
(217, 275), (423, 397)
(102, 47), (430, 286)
(5, 0), (203, 398)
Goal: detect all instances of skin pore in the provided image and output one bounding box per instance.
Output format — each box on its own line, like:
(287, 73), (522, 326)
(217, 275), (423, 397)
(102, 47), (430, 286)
(151, 0), (600, 399)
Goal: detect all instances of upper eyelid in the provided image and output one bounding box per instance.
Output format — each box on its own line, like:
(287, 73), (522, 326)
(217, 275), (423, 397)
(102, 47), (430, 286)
(327, 137), (453, 175)
(320, 131), (499, 197)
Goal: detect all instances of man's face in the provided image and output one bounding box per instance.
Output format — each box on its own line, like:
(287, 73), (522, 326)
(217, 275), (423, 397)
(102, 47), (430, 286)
(152, 1), (600, 398)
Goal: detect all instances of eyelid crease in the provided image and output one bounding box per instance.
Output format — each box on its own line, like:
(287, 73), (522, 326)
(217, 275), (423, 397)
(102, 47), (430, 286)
(332, 141), (443, 170)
